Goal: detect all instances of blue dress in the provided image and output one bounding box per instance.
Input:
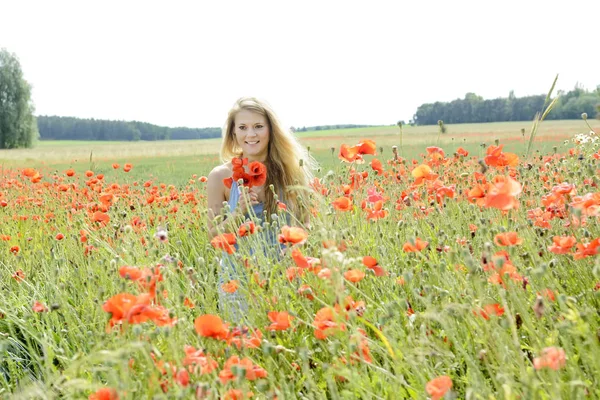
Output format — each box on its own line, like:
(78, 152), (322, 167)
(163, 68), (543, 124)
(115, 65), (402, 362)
(218, 180), (283, 324)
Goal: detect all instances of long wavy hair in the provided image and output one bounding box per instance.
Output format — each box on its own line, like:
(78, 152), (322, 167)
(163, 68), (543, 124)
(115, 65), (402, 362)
(221, 97), (316, 224)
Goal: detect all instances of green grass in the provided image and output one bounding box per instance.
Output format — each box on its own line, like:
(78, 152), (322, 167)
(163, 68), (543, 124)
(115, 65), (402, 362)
(1, 120), (600, 398)
(1, 120), (596, 187)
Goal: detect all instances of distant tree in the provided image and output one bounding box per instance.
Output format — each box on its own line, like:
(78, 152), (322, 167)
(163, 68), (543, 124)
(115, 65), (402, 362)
(413, 85), (599, 125)
(0, 49), (38, 148)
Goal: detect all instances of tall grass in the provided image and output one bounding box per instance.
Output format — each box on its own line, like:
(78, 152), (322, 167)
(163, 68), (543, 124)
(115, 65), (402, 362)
(0, 121), (599, 399)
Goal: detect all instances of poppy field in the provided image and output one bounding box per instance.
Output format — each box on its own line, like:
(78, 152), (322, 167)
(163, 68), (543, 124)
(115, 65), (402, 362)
(2, 121), (600, 399)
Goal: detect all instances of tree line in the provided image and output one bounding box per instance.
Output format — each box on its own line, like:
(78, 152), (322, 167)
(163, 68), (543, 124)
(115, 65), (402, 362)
(293, 124), (378, 132)
(36, 116), (222, 141)
(3, 46), (600, 149)
(413, 86), (600, 125)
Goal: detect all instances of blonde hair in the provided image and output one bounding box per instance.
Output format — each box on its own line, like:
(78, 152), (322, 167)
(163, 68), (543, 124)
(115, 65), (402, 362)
(221, 97), (317, 223)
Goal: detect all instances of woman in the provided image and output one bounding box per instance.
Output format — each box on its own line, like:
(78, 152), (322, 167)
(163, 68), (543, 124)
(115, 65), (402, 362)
(206, 97), (315, 323)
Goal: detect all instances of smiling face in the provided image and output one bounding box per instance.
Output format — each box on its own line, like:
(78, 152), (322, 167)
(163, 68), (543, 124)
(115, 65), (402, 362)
(233, 109), (270, 161)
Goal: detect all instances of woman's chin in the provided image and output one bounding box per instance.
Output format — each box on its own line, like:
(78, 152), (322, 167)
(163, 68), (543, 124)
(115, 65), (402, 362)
(243, 147), (267, 158)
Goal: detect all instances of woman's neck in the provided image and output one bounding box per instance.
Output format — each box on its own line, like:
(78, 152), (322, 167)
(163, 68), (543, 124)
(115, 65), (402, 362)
(241, 153), (267, 163)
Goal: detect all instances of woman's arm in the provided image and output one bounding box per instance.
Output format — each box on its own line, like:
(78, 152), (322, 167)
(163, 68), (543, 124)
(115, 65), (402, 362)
(207, 167), (238, 238)
(206, 166), (258, 238)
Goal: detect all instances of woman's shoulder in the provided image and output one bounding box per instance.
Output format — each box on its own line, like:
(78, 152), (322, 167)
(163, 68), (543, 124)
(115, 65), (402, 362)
(208, 162), (234, 181)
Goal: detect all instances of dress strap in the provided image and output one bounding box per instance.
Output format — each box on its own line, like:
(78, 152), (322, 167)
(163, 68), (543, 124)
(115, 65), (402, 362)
(228, 180), (239, 213)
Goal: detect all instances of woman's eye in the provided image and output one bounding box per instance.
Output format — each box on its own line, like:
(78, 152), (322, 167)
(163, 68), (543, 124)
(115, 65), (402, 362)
(238, 126), (246, 130)
(255, 125), (263, 129)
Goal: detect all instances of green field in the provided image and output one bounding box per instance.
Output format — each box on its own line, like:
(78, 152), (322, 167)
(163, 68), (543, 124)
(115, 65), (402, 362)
(1, 119), (597, 186)
(2, 118), (600, 398)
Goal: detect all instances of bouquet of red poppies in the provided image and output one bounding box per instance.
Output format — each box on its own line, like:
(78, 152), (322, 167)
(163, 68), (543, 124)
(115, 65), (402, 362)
(223, 158), (267, 189)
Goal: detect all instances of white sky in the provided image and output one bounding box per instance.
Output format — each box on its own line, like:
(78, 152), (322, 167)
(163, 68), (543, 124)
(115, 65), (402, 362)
(1, 0), (598, 129)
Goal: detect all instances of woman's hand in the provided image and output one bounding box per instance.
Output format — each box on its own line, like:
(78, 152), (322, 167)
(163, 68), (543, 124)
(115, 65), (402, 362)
(235, 186), (259, 217)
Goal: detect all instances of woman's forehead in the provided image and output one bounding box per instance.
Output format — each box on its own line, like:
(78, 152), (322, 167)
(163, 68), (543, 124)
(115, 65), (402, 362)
(235, 109), (267, 124)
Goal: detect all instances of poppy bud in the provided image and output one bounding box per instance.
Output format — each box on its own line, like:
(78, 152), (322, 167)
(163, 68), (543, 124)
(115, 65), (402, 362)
(533, 296), (545, 319)
(263, 342), (274, 356)
(478, 349), (487, 361)
(515, 313), (523, 329)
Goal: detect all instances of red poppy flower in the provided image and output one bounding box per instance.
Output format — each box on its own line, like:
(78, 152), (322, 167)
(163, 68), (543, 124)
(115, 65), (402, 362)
(238, 221), (256, 237)
(183, 297), (195, 308)
(548, 235), (577, 254)
(426, 376), (452, 400)
(456, 147), (469, 157)
(411, 164), (438, 185)
(22, 168), (37, 177)
(194, 314), (229, 340)
(218, 356), (267, 384)
(484, 144), (519, 168)
(344, 269), (366, 283)
(267, 311), (293, 331)
(475, 303), (505, 320)
(183, 345), (219, 375)
(332, 196), (353, 211)
(291, 248), (320, 270)
(278, 225), (308, 246)
(118, 265), (144, 281)
(313, 306), (346, 339)
(12, 269), (25, 282)
(247, 161), (267, 187)
(403, 237), (429, 252)
(362, 256), (387, 276)
(89, 387), (119, 400)
(210, 233), (237, 254)
(221, 280), (239, 293)
(533, 347), (566, 370)
(102, 293), (145, 328)
(494, 232), (522, 247)
(485, 176), (521, 211)
(365, 200), (387, 221)
(223, 176), (234, 189)
(339, 144), (363, 163)
(92, 211), (110, 226)
(32, 301), (48, 313)
(371, 158), (384, 175)
(357, 139), (377, 155)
